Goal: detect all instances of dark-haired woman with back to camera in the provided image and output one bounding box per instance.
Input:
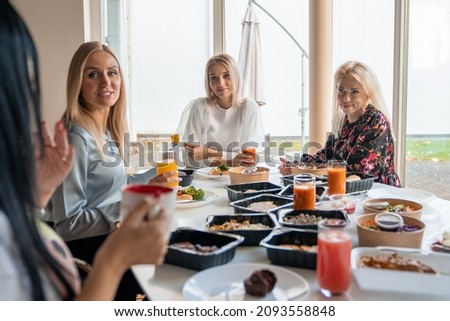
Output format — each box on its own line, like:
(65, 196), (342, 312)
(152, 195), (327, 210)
(0, 0), (169, 300)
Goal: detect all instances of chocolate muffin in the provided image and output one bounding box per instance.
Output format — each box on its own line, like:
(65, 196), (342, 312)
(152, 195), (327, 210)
(244, 269), (277, 297)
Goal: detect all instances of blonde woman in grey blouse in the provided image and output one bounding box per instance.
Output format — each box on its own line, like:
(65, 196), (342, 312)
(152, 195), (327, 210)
(50, 42), (176, 300)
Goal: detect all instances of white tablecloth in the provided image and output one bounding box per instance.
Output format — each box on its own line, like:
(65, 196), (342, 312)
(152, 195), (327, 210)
(132, 167), (450, 301)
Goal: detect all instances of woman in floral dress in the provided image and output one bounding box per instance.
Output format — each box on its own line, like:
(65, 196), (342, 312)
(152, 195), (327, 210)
(280, 61), (401, 187)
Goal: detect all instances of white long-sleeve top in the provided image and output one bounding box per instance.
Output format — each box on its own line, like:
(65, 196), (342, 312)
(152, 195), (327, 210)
(176, 97), (265, 167)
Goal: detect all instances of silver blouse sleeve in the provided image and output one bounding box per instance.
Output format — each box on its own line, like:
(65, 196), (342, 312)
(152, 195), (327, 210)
(51, 132), (123, 242)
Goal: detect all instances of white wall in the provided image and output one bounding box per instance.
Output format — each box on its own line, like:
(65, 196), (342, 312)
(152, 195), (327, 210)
(10, 0), (100, 133)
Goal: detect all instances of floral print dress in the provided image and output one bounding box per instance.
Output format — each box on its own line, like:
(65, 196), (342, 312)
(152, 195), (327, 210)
(301, 104), (401, 187)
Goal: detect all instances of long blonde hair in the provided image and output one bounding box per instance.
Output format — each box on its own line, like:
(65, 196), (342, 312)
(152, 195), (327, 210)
(204, 53), (243, 107)
(62, 41), (127, 158)
(331, 61), (391, 137)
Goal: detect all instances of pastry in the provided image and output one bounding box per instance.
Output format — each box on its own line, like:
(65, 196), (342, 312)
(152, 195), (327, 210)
(244, 269), (277, 297)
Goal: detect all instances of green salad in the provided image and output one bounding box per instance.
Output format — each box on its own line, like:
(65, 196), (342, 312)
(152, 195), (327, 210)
(180, 186), (205, 200)
(218, 163), (230, 172)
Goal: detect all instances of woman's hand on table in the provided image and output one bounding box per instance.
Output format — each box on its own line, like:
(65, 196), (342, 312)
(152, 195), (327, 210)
(231, 153), (255, 167)
(185, 142), (222, 160)
(278, 157), (294, 175)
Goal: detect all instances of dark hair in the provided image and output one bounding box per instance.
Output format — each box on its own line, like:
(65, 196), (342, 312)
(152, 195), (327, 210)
(0, 1), (74, 300)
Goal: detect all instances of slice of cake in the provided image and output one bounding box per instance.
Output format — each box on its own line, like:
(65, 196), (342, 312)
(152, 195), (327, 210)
(244, 269), (277, 297)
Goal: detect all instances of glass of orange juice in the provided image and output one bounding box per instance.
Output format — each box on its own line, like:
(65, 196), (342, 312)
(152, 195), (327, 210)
(156, 150), (178, 188)
(242, 146), (257, 165)
(317, 218), (352, 297)
(327, 160), (347, 195)
(293, 174), (316, 210)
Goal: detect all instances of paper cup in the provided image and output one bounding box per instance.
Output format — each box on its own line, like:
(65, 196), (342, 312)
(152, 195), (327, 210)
(120, 184), (176, 279)
(121, 184), (176, 220)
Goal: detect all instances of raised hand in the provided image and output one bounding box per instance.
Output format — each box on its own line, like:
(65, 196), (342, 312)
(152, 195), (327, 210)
(34, 120), (75, 208)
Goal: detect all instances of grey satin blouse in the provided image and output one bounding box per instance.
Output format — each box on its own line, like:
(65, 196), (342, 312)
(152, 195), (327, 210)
(50, 125), (155, 242)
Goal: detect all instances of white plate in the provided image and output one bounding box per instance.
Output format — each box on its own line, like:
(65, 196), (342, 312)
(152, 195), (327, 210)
(182, 263), (309, 301)
(367, 187), (436, 204)
(196, 167), (230, 180)
(351, 247), (450, 298)
(176, 190), (218, 209)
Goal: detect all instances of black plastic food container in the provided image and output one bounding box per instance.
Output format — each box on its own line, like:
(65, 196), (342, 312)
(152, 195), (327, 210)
(164, 228), (243, 270)
(206, 213), (278, 246)
(178, 169), (195, 187)
(280, 174), (327, 187)
(224, 181), (282, 202)
(277, 209), (348, 230)
(277, 184), (326, 202)
(260, 228), (318, 270)
(229, 193), (293, 214)
(346, 173), (376, 193)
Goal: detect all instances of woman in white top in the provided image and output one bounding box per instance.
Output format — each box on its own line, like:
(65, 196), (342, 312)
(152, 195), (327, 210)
(176, 53), (265, 168)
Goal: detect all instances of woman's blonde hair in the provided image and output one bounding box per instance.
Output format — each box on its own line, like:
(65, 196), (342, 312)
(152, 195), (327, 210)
(204, 53), (243, 107)
(62, 41), (127, 158)
(331, 61), (391, 137)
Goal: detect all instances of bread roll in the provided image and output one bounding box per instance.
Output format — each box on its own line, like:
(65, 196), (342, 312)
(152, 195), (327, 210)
(346, 174), (361, 182)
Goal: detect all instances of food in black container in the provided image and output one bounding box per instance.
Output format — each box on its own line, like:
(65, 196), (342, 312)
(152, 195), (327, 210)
(224, 181), (282, 202)
(280, 174), (327, 187)
(229, 193), (293, 214)
(345, 173), (376, 193)
(277, 208), (348, 230)
(165, 228), (243, 270)
(260, 228), (318, 270)
(278, 184), (326, 202)
(206, 213), (278, 246)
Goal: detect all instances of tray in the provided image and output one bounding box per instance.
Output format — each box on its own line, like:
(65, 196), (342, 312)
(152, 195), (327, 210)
(165, 228), (243, 270)
(280, 174), (327, 187)
(277, 208), (348, 230)
(351, 247), (450, 298)
(278, 184), (327, 202)
(224, 181), (282, 202)
(346, 173), (376, 193)
(206, 213), (278, 246)
(229, 193), (293, 214)
(260, 228), (318, 270)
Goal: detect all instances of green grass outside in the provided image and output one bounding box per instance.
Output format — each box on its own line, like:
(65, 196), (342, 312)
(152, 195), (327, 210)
(269, 137), (450, 162)
(406, 138), (450, 161)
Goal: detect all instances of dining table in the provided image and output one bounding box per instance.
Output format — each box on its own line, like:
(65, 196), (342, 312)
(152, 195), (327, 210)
(132, 166), (450, 301)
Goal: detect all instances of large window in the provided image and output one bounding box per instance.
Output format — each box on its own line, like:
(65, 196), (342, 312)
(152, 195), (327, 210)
(103, 0), (449, 200)
(225, 0), (310, 139)
(406, 0), (450, 200)
(333, 0), (395, 115)
(107, 0), (211, 140)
